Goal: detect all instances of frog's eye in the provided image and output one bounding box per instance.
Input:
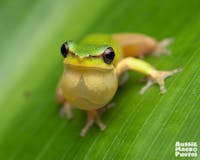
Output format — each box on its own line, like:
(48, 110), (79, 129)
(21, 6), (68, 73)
(102, 47), (115, 64)
(60, 42), (69, 58)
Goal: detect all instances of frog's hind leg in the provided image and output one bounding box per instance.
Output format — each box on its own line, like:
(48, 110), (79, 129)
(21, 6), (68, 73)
(112, 34), (173, 58)
(56, 87), (73, 119)
(153, 37), (174, 56)
(80, 110), (106, 137)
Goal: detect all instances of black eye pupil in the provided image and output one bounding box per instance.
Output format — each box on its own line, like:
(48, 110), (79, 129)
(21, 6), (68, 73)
(60, 43), (69, 58)
(103, 47), (115, 64)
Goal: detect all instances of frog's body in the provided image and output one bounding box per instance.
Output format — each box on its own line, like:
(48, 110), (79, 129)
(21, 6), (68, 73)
(60, 65), (118, 110)
(57, 33), (181, 136)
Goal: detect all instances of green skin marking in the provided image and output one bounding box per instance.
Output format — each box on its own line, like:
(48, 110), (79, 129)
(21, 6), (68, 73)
(64, 41), (114, 69)
(68, 41), (110, 58)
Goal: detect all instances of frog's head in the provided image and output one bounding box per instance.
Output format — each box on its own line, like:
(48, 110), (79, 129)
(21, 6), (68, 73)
(60, 41), (115, 70)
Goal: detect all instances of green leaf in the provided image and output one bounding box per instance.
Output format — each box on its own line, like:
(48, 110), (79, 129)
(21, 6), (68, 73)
(0, 0), (199, 159)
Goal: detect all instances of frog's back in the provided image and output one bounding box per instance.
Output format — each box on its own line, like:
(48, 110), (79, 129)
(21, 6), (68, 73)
(81, 34), (123, 65)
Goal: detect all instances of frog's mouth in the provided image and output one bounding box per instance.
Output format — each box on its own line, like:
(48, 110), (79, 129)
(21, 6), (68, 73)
(64, 57), (114, 70)
(64, 63), (114, 71)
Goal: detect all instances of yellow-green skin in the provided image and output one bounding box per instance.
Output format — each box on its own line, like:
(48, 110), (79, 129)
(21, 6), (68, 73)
(59, 34), (154, 110)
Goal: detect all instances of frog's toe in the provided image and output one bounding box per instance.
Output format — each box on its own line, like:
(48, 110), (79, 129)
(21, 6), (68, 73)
(157, 68), (182, 94)
(153, 37), (174, 56)
(59, 102), (73, 119)
(96, 119), (106, 131)
(80, 119), (94, 137)
(140, 68), (182, 94)
(80, 110), (106, 137)
(140, 78), (154, 94)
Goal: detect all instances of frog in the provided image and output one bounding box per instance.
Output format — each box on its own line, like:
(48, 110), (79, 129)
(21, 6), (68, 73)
(56, 33), (181, 137)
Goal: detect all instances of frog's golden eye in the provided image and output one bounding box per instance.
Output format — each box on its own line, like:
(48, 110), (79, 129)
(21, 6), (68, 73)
(60, 42), (69, 58)
(102, 47), (115, 64)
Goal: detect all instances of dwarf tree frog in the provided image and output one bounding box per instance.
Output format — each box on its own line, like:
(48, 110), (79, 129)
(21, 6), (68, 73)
(56, 33), (181, 137)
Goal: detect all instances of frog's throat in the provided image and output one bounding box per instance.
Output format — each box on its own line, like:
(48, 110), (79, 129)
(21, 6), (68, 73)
(62, 64), (118, 110)
(74, 75), (104, 107)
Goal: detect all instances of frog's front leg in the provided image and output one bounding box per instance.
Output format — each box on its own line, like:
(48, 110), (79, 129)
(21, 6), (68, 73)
(56, 87), (73, 119)
(116, 57), (182, 94)
(80, 110), (106, 137)
(139, 69), (181, 94)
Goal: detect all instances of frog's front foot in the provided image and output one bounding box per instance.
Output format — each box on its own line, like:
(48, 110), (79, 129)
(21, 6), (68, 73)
(59, 102), (73, 119)
(140, 68), (182, 94)
(80, 110), (106, 137)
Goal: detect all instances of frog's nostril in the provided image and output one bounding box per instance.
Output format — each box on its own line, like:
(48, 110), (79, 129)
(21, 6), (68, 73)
(61, 42), (69, 58)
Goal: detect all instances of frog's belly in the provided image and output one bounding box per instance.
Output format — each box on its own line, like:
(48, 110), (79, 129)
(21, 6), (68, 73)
(60, 67), (118, 110)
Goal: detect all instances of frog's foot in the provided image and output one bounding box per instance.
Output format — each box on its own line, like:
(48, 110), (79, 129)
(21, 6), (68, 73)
(140, 68), (182, 94)
(153, 37), (174, 56)
(59, 102), (73, 119)
(80, 110), (106, 137)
